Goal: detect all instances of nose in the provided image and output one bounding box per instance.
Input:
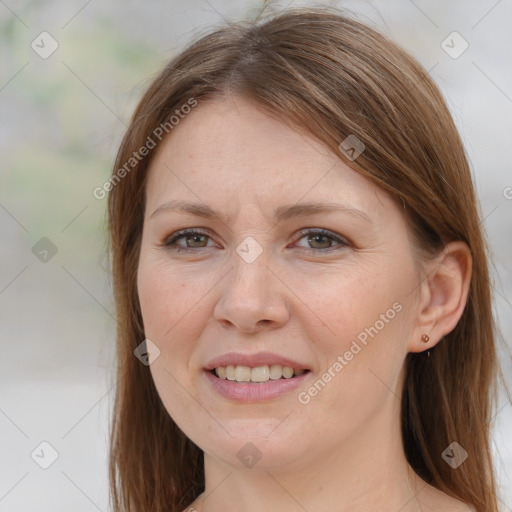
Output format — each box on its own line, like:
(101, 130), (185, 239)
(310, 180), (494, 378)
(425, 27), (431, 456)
(213, 250), (290, 334)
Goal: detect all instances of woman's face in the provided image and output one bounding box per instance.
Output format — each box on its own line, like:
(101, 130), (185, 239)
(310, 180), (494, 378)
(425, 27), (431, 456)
(137, 96), (423, 471)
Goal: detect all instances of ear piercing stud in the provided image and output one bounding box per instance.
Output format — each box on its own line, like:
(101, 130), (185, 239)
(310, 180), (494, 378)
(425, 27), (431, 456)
(421, 334), (430, 343)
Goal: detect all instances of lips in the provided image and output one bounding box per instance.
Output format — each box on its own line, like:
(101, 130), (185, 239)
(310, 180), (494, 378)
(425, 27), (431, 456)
(204, 351), (309, 372)
(204, 368), (310, 402)
(203, 352), (311, 402)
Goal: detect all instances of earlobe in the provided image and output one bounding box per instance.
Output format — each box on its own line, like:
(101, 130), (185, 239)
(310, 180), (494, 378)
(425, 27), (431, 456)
(408, 241), (472, 353)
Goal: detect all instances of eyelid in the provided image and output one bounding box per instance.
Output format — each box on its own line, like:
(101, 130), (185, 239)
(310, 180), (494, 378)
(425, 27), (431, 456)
(291, 228), (350, 254)
(162, 227), (218, 248)
(294, 228), (349, 245)
(161, 227), (350, 254)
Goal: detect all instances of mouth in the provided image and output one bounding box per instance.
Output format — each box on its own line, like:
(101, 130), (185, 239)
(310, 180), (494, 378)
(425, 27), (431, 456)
(203, 352), (311, 401)
(204, 364), (311, 402)
(209, 364), (310, 383)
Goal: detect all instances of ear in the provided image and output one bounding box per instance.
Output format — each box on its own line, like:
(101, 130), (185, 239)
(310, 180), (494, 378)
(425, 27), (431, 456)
(408, 241), (472, 353)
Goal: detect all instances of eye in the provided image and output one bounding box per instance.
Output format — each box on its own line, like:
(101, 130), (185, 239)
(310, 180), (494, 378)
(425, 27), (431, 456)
(161, 228), (349, 254)
(293, 228), (349, 253)
(162, 229), (216, 252)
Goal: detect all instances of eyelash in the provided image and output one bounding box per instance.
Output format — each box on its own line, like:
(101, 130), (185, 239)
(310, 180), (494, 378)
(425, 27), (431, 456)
(161, 228), (350, 254)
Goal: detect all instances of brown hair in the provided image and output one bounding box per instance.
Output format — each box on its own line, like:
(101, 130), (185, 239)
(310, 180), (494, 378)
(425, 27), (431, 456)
(107, 6), (500, 511)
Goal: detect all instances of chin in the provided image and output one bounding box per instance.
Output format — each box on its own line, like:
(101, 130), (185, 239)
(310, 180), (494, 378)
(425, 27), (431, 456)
(195, 421), (312, 471)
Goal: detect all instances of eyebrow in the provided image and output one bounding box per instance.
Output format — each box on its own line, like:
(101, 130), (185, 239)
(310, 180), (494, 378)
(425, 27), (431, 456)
(149, 199), (374, 225)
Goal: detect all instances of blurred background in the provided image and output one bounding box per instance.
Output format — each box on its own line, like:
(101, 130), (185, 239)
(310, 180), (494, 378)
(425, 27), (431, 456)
(0, 0), (511, 510)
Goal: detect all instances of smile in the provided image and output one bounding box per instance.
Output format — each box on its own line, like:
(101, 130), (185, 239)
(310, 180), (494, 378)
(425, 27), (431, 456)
(205, 367), (310, 402)
(213, 364), (307, 383)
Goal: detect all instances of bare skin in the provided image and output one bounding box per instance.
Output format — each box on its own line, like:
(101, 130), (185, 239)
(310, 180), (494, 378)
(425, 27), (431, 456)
(137, 96), (473, 512)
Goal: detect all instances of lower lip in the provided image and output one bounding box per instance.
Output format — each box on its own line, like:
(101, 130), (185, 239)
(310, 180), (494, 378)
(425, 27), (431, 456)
(204, 370), (310, 402)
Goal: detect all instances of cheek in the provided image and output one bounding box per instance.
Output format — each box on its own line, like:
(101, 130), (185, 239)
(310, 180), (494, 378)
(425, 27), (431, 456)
(138, 257), (212, 433)
(136, 257), (209, 415)
(137, 255), (208, 344)
(298, 264), (406, 349)
(294, 262), (413, 406)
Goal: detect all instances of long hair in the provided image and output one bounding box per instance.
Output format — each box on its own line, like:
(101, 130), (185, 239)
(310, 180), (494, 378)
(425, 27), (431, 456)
(107, 6), (500, 511)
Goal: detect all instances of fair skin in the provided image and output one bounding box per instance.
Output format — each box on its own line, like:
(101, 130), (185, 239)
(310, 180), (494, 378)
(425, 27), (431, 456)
(137, 96), (473, 512)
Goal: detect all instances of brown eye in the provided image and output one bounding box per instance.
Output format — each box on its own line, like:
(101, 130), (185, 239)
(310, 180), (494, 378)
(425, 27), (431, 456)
(294, 229), (349, 253)
(163, 229), (214, 251)
(181, 233), (209, 248)
(306, 233), (332, 249)
(162, 228), (349, 255)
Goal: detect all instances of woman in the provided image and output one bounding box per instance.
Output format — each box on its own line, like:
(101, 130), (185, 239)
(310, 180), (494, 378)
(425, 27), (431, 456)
(107, 6), (500, 511)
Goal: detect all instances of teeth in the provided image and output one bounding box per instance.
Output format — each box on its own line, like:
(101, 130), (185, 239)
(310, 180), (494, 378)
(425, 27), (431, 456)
(235, 365), (251, 382)
(282, 366), (294, 379)
(226, 365), (236, 381)
(251, 365), (269, 382)
(269, 364), (282, 380)
(214, 364), (305, 382)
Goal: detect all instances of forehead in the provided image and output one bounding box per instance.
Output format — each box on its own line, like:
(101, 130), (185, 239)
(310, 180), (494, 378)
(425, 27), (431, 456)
(144, 96), (390, 224)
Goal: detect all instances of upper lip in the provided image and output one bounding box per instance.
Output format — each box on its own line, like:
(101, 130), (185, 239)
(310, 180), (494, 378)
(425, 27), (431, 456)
(204, 352), (310, 371)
